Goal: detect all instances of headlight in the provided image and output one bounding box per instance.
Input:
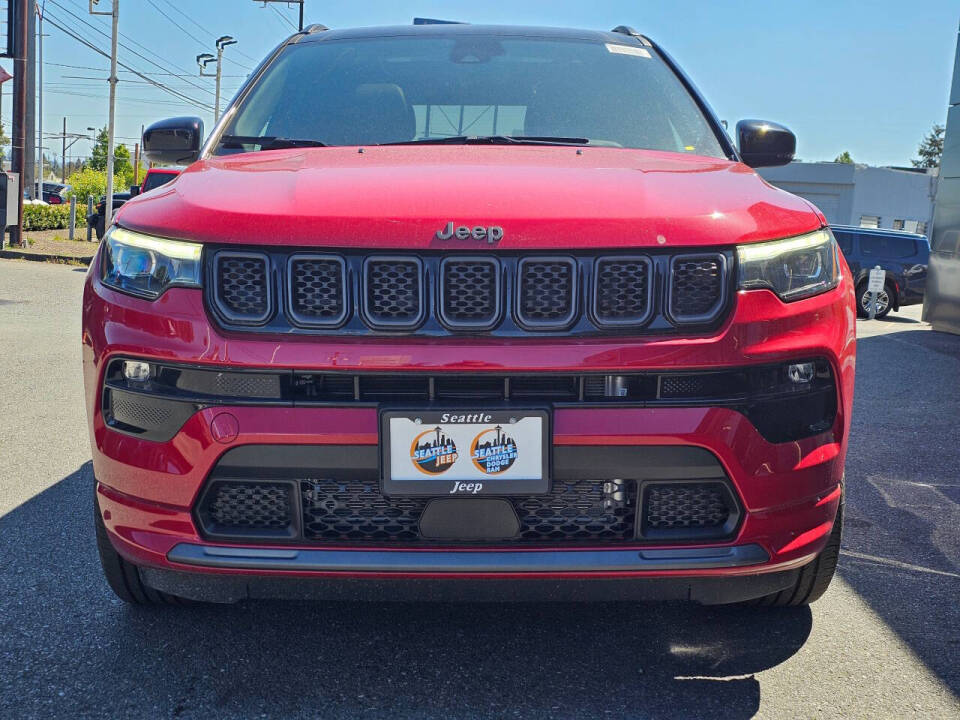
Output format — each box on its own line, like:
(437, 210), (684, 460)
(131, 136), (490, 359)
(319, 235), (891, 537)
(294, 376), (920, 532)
(737, 229), (839, 301)
(101, 227), (202, 299)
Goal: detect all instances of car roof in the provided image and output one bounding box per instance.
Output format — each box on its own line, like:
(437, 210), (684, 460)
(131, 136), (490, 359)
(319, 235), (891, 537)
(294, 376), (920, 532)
(830, 225), (926, 239)
(298, 23), (648, 46)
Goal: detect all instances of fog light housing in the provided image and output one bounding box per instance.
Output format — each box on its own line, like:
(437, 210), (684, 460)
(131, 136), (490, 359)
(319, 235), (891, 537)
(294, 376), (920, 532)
(122, 360), (151, 382)
(787, 362), (815, 384)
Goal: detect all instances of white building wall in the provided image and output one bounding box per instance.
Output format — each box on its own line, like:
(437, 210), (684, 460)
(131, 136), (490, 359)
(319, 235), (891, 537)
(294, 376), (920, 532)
(758, 162), (936, 232)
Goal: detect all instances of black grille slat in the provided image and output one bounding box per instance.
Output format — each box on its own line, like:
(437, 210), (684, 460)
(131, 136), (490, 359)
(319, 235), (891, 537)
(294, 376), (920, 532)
(670, 255), (725, 321)
(289, 256), (346, 326)
(517, 258), (576, 328)
(214, 252), (270, 323)
(594, 257), (651, 325)
(440, 258), (500, 328)
(363, 258), (423, 328)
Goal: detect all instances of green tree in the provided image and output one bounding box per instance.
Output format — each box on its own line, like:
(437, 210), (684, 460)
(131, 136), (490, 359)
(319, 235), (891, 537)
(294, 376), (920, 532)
(834, 151), (854, 164)
(0, 121), (9, 164)
(65, 167), (107, 204)
(911, 124), (944, 168)
(90, 125), (133, 184)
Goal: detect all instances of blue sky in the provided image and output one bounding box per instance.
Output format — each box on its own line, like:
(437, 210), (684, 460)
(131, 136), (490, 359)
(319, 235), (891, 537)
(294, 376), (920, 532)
(8, 0), (959, 168)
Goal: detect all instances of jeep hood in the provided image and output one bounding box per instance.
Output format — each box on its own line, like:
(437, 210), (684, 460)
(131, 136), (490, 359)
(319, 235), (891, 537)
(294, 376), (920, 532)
(117, 146), (822, 249)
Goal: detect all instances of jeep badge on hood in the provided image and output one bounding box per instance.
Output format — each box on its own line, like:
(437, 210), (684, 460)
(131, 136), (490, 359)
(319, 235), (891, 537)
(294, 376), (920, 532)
(436, 222), (504, 244)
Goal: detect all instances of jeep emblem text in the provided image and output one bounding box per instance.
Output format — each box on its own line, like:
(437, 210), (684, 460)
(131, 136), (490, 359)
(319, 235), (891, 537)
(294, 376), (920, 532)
(436, 222), (504, 244)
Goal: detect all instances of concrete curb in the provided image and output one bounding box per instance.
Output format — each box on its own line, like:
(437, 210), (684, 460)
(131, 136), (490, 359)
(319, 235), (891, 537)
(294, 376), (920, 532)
(0, 249), (93, 265)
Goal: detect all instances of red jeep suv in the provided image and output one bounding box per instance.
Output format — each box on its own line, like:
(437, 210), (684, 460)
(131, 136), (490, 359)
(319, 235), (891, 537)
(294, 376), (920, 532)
(83, 23), (854, 606)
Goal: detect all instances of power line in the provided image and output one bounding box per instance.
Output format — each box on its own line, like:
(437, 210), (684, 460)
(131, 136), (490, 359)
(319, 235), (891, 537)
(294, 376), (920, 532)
(47, 0), (215, 100)
(270, 6), (298, 32)
(160, 0), (260, 66)
(42, 13), (213, 112)
(145, 0), (253, 72)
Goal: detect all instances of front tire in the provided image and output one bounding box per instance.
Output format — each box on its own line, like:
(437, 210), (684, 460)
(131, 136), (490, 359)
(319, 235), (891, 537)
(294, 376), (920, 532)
(94, 488), (192, 605)
(750, 499), (843, 607)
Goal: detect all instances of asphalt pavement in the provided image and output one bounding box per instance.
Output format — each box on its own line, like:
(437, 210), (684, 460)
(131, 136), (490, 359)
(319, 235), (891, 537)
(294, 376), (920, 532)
(0, 259), (958, 719)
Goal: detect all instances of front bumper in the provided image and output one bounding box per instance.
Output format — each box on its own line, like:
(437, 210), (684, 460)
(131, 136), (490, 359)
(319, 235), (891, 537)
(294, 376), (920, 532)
(83, 255), (855, 597)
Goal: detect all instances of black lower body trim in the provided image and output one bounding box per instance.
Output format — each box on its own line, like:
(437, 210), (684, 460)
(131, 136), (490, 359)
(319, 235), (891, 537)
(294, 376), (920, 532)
(167, 542), (768, 573)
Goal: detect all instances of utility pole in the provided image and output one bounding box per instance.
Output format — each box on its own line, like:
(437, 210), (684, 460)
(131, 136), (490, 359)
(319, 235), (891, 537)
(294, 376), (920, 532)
(90, 0), (118, 228)
(61, 116), (65, 183)
(36, 0), (44, 194)
(24, 0), (35, 200)
(198, 36), (235, 123)
(10, 0), (30, 246)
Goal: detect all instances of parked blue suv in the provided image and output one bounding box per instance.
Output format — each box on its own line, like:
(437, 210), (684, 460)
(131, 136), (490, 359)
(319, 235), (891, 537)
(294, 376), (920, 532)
(831, 225), (930, 318)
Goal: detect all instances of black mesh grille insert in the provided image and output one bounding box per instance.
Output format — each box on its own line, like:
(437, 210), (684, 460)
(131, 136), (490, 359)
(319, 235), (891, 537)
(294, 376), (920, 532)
(289, 257), (345, 325)
(302, 479), (423, 542)
(670, 256), (724, 319)
(364, 259), (422, 327)
(203, 482), (293, 531)
(215, 253), (270, 321)
(517, 258), (575, 327)
(643, 482), (731, 531)
(514, 480), (635, 541)
(441, 259), (499, 327)
(110, 392), (172, 428)
(299, 479), (637, 544)
(595, 258), (651, 324)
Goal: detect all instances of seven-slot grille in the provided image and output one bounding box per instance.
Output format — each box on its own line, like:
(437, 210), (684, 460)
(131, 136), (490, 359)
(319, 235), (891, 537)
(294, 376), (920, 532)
(207, 250), (730, 333)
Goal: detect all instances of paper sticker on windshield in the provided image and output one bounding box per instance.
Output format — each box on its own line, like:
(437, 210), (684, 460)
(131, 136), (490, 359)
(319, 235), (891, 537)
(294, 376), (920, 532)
(606, 44), (651, 58)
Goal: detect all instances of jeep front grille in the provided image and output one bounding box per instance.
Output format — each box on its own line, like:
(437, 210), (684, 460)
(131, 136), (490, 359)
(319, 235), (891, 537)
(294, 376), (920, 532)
(206, 249), (733, 336)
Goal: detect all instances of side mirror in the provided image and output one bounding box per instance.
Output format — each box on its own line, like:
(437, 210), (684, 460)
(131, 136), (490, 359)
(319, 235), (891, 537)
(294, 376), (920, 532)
(129, 184), (140, 197)
(736, 119), (795, 168)
(142, 116), (204, 165)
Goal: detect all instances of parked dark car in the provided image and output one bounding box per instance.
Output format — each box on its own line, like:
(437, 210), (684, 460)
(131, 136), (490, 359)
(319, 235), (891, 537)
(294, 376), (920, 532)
(831, 225), (930, 318)
(40, 182), (69, 204)
(87, 192), (132, 240)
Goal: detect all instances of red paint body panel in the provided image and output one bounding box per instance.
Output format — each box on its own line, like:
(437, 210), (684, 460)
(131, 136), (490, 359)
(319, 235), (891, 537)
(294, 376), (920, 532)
(115, 147), (820, 250)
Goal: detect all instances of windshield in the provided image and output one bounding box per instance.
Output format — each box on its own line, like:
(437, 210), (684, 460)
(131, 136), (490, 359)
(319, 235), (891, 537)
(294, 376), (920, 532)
(217, 34), (726, 157)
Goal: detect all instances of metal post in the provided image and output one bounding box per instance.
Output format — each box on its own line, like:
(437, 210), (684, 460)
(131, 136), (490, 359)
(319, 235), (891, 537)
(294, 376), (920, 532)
(23, 0), (35, 200)
(36, 1), (42, 196)
(299, 0), (303, 31)
(133, 141), (139, 185)
(214, 45), (222, 123)
(10, 0), (29, 247)
(105, 0), (118, 228)
(85, 195), (93, 242)
(68, 195), (75, 241)
(91, 0), (119, 228)
(61, 116), (66, 183)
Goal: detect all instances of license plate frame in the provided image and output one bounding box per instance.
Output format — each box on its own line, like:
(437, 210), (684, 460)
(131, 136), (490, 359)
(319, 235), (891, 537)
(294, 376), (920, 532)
(380, 408), (550, 497)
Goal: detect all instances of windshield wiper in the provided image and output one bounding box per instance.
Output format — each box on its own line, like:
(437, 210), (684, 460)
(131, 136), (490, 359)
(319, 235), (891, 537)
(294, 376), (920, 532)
(379, 135), (592, 146)
(219, 135), (328, 150)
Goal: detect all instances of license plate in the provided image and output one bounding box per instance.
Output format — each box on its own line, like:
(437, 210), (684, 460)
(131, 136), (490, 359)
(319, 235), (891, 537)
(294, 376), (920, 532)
(380, 409), (549, 496)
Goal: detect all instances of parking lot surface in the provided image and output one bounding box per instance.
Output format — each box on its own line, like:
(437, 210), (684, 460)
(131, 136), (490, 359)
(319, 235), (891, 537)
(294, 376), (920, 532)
(1, 259), (958, 719)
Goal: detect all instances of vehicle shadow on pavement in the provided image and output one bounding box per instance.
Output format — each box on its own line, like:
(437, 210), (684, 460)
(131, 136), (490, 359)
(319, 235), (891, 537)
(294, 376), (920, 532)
(0, 462), (813, 720)
(840, 329), (960, 698)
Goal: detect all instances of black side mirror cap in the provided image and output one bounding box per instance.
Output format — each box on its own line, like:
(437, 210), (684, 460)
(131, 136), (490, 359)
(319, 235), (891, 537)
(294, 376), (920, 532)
(129, 184), (140, 197)
(142, 116), (204, 166)
(736, 119), (796, 168)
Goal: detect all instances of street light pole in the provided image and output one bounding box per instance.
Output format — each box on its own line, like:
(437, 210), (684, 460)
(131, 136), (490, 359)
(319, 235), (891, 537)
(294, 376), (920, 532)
(90, 0), (118, 229)
(198, 36), (236, 123)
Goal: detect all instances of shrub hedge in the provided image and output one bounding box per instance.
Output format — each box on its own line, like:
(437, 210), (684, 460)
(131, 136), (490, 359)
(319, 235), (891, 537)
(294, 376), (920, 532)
(22, 203), (86, 231)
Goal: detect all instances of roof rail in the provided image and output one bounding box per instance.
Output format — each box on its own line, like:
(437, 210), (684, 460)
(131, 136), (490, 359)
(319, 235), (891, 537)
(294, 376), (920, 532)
(610, 25), (652, 46)
(302, 23), (329, 34)
(413, 17), (467, 25)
